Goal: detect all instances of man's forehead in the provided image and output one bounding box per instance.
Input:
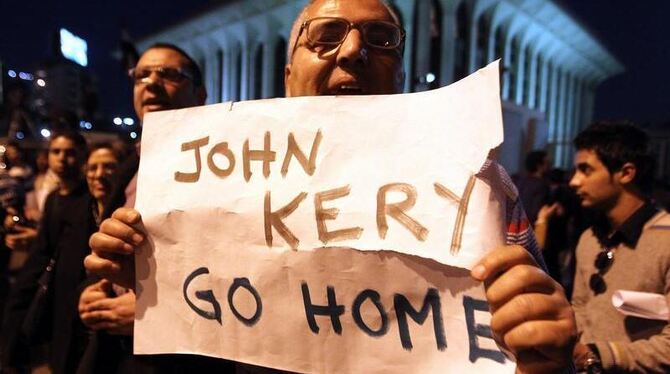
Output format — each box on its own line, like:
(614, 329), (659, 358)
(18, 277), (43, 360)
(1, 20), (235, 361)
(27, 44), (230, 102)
(575, 149), (601, 164)
(307, 0), (395, 23)
(138, 47), (189, 67)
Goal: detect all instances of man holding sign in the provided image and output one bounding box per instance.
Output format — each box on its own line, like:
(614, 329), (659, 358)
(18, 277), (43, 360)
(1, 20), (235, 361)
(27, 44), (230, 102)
(86, 0), (576, 372)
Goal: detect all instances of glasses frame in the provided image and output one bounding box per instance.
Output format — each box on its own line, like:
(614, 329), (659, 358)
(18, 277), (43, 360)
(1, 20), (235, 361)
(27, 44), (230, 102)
(290, 16), (406, 60)
(128, 66), (194, 85)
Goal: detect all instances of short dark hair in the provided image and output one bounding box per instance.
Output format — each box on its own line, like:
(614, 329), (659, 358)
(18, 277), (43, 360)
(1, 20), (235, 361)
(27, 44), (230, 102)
(525, 150), (548, 173)
(145, 42), (204, 88)
(49, 129), (88, 156)
(574, 120), (655, 192)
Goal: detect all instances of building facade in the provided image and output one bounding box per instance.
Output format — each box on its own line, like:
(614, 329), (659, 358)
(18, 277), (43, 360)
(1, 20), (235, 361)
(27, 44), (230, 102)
(138, 0), (623, 173)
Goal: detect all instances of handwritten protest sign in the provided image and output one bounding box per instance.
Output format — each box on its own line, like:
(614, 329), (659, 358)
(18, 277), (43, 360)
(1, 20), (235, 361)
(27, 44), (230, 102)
(134, 61), (516, 373)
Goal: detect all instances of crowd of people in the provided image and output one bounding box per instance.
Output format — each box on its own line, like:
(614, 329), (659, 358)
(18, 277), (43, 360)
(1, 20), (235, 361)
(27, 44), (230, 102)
(0, 0), (668, 373)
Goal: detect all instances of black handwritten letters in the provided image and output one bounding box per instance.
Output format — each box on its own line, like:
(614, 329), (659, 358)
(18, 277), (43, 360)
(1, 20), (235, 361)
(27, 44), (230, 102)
(183, 268), (262, 327)
(183, 271), (503, 361)
(463, 296), (506, 363)
(177, 131), (500, 361)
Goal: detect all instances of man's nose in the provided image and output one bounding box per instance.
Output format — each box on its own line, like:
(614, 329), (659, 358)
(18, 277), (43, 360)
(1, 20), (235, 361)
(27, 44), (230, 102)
(568, 174), (580, 189)
(93, 166), (104, 178)
(336, 29), (368, 69)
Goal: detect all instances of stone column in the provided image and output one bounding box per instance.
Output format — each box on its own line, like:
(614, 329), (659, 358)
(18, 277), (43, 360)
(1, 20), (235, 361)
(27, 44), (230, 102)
(439, 0), (457, 86)
(486, 20), (497, 63)
(514, 43), (526, 105)
(555, 70), (567, 166)
(394, 0), (415, 92)
(413, 0), (432, 92)
(526, 50), (538, 109)
(566, 78), (584, 164)
(248, 42), (263, 100)
(262, 37), (277, 99)
(229, 44), (242, 102)
(547, 65), (559, 146)
(501, 30), (512, 100)
(222, 45), (234, 102)
(538, 56), (549, 112)
(207, 49), (222, 104)
(240, 43), (251, 101)
(561, 75), (576, 166)
(466, 2), (478, 74)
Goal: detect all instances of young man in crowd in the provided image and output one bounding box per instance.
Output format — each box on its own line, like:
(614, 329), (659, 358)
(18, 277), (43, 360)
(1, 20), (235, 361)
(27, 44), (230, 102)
(570, 121), (670, 373)
(1, 131), (91, 373)
(86, 0), (577, 372)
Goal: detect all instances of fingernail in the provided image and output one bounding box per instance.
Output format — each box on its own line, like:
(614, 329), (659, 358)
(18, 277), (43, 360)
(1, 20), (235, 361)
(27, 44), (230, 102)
(128, 211), (139, 222)
(132, 233), (144, 244)
(471, 264), (486, 280)
(123, 243), (135, 253)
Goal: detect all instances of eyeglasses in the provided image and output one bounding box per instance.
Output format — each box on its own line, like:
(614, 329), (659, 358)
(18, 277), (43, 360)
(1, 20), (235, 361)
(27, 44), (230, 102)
(291, 17), (405, 58)
(128, 66), (193, 85)
(589, 247), (615, 294)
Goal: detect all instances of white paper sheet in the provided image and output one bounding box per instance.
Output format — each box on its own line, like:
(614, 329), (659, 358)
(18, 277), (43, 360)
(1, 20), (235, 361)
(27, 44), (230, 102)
(134, 61), (515, 373)
(612, 290), (670, 321)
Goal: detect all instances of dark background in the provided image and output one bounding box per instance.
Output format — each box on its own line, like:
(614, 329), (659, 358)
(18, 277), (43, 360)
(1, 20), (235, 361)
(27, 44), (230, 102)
(1, 0), (668, 125)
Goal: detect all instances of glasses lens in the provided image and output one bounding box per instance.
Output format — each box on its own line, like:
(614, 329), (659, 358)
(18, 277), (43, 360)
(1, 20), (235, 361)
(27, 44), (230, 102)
(363, 22), (401, 48)
(589, 273), (606, 294)
(594, 249), (614, 271)
(130, 68), (151, 81)
(308, 18), (349, 44)
(159, 68), (186, 83)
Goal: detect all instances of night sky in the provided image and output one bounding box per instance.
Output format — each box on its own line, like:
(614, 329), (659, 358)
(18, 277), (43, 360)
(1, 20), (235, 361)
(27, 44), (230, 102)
(1, 0), (669, 125)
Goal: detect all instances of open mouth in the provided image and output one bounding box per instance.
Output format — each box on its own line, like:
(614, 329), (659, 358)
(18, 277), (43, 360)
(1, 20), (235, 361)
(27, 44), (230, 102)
(143, 98), (169, 109)
(332, 84), (365, 95)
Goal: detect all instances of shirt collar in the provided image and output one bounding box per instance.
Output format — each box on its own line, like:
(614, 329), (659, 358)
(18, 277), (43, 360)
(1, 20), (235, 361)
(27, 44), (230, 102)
(596, 201), (658, 248)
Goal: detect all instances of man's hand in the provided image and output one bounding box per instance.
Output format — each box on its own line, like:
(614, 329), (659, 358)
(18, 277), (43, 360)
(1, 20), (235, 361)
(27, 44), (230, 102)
(79, 279), (112, 327)
(85, 207), (144, 289)
(79, 281), (135, 336)
(471, 245), (577, 374)
(5, 225), (38, 251)
(536, 203), (564, 224)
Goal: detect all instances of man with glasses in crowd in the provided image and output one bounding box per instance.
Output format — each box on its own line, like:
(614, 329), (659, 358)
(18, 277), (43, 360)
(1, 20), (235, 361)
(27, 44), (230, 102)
(78, 44), (237, 373)
(570, 121), (670, 373)
(86, 1), (577, 372)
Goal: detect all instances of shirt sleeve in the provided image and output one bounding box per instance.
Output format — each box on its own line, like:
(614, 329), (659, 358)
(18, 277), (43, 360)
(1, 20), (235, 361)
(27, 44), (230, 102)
(478, 159), (547, 270)
(594, 256), (670, 372)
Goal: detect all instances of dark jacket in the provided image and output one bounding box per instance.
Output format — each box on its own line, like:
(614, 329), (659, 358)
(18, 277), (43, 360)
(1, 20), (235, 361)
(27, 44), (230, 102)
(1, 182), (95, 373)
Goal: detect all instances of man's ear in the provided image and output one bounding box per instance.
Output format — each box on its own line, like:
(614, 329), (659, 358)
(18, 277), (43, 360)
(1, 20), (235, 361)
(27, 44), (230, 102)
(618, 162), (637, 185)
(196, 86), (207, 105)
(284, 64), (292, 97)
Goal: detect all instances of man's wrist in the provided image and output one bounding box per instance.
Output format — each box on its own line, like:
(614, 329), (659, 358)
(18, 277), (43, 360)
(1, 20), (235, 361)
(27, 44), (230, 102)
(576, 343), (602, 374)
